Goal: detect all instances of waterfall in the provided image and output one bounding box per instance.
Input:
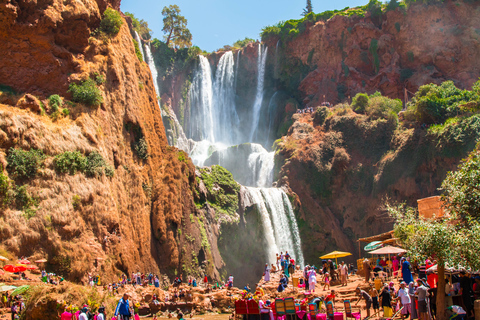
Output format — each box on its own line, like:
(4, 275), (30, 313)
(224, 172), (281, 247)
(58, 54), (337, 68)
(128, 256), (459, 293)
(213, 51), (240, 145)
(246, 187), (305, 268)
(134, 31), (145, 62)
(265, 92), (280, 148)
(144, 43), (160, 97)
(249, 44), (268, 141)
(188, 56), (214, 142)
(234, 50), (241, 91)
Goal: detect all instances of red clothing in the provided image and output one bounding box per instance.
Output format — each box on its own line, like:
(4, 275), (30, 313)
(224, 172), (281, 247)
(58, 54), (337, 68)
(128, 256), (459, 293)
(204, 276), (208, 283)
(426, 261), (437, 288)
(61, 312), (74, 320)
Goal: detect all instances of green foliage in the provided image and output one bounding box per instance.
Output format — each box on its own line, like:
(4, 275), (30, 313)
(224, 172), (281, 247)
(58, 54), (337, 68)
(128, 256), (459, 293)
(125, 12), (152, 40)
(394, 22), (401, 32)
(72, 195), (81, 210)
(352, 93), (369, 114)
(199, 166), (240, 217)
(7, 148), (45, 180)
(442, 146), (480, 220)
(178, 151), (188, 163)
(48, 94), (62, 112)
(232, 38), (255, 49)
(0, 166), (13, 206)
(68, 78), (103, 107)
(62, 108), (69, 117)
(132, 39), (143, 62)
(15, 185), (37, 212)
(162, 5), (192, 48)
(100, 8), (123, 37)
(366, 95), (402, 121)
(400, 68), (414, 82)
(313, 106), (330, 125)
(85, 151), (113, 178)
(93, 73), (105, 85)
(54, 151), (87, 175)
(302, 0), (313, 16)
(405, 80), (480, 124)
(134, 137), (150, 160)
(369, 39), (380, 73)
(366, 0), (382, 17)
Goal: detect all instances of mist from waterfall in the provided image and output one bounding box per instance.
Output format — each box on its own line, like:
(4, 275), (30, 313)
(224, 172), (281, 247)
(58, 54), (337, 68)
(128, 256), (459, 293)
(134, 31), (145, 62)
(250, 44), (268, 141)
(144, 43), (160, 98)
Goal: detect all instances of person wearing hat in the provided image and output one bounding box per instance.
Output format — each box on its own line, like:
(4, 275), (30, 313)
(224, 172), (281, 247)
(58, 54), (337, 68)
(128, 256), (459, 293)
(415, 279), (429, 320)
(115, 293), (131, 320)
(97, 306), (106, 320)
(397, 282), (411, 319)
(78, 306), (89, 320)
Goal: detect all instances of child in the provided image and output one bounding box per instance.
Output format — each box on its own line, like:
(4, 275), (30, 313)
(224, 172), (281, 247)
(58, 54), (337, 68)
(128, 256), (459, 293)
(369, 283), (380, 314)
(323, 272), (330, 291)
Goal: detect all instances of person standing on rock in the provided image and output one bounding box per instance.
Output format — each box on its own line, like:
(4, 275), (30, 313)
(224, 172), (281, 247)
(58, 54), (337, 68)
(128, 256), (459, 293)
(228, 274), (234, 289)
(402, 258), (414, 285)
(115, 293), (131, 320)
(339, 261), (348, 286)
(203, 274), (208, 287)
(264, 263), (271, 282)
(308, 267), (317, 293)
(363, 259), (371, 283)
(276, 253), (280, 271)
(397, 282), (411, 320)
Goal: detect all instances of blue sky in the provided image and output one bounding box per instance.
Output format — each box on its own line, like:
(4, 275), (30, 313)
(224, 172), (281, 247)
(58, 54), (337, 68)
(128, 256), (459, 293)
(121, 0), (367, 52)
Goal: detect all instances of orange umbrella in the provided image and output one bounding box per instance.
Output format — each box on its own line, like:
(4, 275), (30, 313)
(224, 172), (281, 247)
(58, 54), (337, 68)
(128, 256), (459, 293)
(17, 259), (30, 265)
(34, 259), (47, 263)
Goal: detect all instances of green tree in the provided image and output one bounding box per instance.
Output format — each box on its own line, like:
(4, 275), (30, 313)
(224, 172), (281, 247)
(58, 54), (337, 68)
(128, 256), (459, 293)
(125, 12), (152, 39)
(162, 5), (192, 49)
(302, 0), (313, 16)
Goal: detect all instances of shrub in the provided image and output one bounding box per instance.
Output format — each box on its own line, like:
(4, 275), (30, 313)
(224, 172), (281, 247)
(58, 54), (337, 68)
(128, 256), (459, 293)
(7, 148), (45, 180)
(85, 151), (108, 177)
(54, 151), (87, 175)
(313, 106), (330, 125)
(104, 165), (115, 178)
(72, 195), (81, 210)
(134, 137), (150, 160)
(48, 94), (62, 112)
(62, 108), (70, 116)
(0, 166), (13, 206)
(15, 185), (37, 211)
(100, 8), (123, 37)
(352, 93), (369, 114)
(94, 73), (106, 85)
(68, 79), (103, 107)
(366, 96), (402, 120)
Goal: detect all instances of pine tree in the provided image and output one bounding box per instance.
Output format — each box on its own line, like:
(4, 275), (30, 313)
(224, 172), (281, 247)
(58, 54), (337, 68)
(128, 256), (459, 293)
(302, 0), (313, 16)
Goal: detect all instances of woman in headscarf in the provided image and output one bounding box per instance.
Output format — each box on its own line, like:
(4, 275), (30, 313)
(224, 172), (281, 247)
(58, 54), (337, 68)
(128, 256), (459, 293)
(264, 263), (271, 282)
(402, 258), (414, 284)
(408, 281), (418, 320)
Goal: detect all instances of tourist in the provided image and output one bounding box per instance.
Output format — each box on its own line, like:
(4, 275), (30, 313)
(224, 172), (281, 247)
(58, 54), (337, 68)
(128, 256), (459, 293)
(11, 301), (18, 320)
(379, 284), (393, 318)
(244, 284), (251, 293)
(392, 256), (399, 274)
(177, 313), (184, 320)
(271, 264), (277, 273)
(78, 306), (89, 320)
(192, 278), (197, 287)
(389, 281), (396, 296)
(97, 306), (106, 320)
(369, 283), (380, 314)
(259, 299), (274, 320)
(322, 272), (329, 291)
(60, 306), (75, 320)
(115, 293), (131, 320)
(339, 261), (348, 286)
(264, 263), (271, 282)
(204, 274), (208, 287)
(284, 260), (290, 278)
(459, 271), (474, 318)
(277, 273), (288, 292)
(415, 279), (429, 320)
(228, 274), (234, 289)
(154, 275), (160, 288)
(473, 276), (480, 300)
(308, 267), (317, 293)
(397, 282), (411, 320)
(276, 253), (280, 271)
(446, 305), (467, 320)
(255, 284), (265, 297)
(325, 290), (336, 304)
(288, 258), (295, 276)
(407, 282), (418, 320)
(363, 259), (371, 283)
(401, 258), (413, 285)
(355, 287), (372, 318)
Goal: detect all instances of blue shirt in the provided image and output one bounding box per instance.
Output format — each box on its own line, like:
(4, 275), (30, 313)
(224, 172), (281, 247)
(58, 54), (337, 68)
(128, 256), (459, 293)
(115, 298), (130, 316)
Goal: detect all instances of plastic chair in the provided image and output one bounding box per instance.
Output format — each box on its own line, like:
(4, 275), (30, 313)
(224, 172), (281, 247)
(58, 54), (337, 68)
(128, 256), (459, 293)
(248, 300), (260, 315)
(235, 300), (248, 315)
(284, 297), (296, 314)
(308, 303), (318, 316)
(275, 298), (286, 317)
(326, 301), (335, 320)
(343, 300), (361, 320)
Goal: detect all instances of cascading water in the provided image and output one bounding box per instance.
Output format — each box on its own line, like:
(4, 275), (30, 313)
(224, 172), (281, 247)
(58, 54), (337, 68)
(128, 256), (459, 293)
(134, 31), (145, 62)
(245, 188), (305, 267)
(144, 43), (160, 98)
(249, 44), (268, 141)
(174, 47), (304, 268)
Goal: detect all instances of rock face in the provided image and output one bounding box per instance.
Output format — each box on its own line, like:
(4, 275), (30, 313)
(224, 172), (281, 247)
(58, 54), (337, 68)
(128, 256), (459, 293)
(265, 1), (480, 106)
(274, 111), (480, 265)
(0, 0), (226, 282)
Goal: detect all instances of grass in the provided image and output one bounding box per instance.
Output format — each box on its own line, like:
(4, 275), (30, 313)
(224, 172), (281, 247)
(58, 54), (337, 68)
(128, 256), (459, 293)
(68, 78), (103, 107)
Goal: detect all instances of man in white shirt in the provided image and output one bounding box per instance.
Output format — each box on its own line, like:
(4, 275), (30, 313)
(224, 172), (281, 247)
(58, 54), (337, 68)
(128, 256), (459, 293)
(397, 282), (411, 319)
(78, 307), (89, 320)
(259, 300), (274, 320)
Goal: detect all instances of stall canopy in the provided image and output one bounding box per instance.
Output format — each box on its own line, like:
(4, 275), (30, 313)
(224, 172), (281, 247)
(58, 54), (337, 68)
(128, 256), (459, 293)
(369, 246), (406, 255)
(320, 251), (352, 264)
(358, 230), (395, 243)
(364, 241), (383, 251)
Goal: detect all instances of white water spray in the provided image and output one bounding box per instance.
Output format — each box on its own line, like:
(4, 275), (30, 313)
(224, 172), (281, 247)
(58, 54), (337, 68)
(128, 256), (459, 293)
(249, 44), (268, 141)
(134, 31), (145, 62)
(144, 43), (160, 97)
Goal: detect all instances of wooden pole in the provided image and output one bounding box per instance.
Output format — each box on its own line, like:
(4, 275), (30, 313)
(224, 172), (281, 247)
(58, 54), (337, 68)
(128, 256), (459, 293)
(437, 262), (446, 320)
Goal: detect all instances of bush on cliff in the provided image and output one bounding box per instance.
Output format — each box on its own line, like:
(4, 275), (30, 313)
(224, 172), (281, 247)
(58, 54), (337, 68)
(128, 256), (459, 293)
(313, 106), (331, 125)
(54, 151), (87, 175)
(100, 8), (123, 37)
(352, 93), (369, 114)
(366, 95), (402, 121)
(7, 148), (45, 180)
(85, 151), (114, 178)
(48, 94), (62, 112)
(132, 39), (143, 62)
(68, 78), (103, 107)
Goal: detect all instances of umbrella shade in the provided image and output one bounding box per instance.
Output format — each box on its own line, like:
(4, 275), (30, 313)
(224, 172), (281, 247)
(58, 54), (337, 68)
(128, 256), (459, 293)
(34, 259), (47, 263)
(17, 259), (30, 265)
(364, 241), (383, 251)
(0, 285), (17, 292)
(369, 245), (406, 255)
(3, 265), (26, 273)
(0, 255), (9, 261)
(26, 265), (38, 270)
(320, 251), (352, 259)
(11, 285), (29, 296)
